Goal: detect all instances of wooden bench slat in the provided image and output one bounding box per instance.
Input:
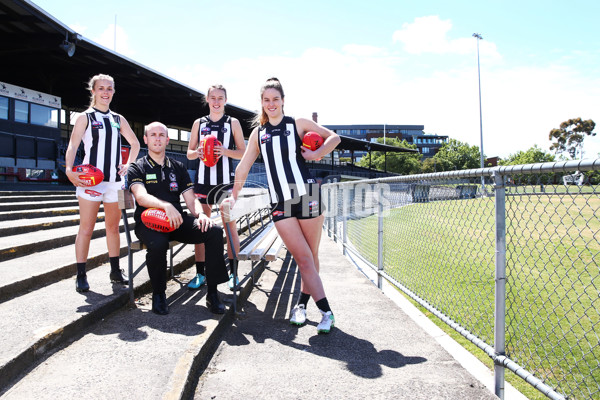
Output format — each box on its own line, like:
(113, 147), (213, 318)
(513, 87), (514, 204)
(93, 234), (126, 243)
(264, 236), (284, 262)
(250, 226), (279, 261)
(237, 221), (275, 261)
(222, 193), (271, 223)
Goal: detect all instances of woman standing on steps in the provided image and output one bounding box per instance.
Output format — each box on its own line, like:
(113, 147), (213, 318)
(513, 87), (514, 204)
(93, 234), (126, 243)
(64, 73), (140, 293)
(186, 84), (246, 292)
(223, 77), (340, 334)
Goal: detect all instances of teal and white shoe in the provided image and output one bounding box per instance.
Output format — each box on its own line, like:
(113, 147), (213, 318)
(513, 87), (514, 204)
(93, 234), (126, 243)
(289, 304), (307, 326)
(187, 274), (206, 290)
(317, 310), (335, 334)
(228, 274), (240, 291)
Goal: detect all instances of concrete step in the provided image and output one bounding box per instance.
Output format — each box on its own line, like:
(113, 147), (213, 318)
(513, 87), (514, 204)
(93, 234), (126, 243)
(0, 209), (133, 238)
(0, 253), (262, 399)
(0, 246), (199, 394)
(0, 218), (124, 262)
(0, 199), (79, 212)
(0, 194), (76, 202)
(0, 231), (131, 304)
(0, 205), (82, 221)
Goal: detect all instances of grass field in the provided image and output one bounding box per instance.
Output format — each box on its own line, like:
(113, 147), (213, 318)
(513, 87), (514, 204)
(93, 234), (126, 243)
(344, 186), (600, 399)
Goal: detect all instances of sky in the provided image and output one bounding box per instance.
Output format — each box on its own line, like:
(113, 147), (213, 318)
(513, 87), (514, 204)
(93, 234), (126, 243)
(32, 0), (600, 159)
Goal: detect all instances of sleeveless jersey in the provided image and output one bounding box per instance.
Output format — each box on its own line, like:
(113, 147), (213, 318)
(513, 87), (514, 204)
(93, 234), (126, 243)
(81, 108), (122, 183)
(195, 115), (236, 185)
(258, 116), (315, 203)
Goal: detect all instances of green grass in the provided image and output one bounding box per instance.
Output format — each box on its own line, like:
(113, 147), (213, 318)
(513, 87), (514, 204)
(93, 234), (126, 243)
(346, 187), (600, 399)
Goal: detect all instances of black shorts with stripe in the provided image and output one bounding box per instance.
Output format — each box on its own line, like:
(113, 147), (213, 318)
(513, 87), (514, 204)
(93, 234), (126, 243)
(270, 183), (323, 222)
(194, 183), (233, 205)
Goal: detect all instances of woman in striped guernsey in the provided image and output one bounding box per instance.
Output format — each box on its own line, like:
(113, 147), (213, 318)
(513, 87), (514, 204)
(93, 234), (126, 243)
(186, 85), (246, 292)
(65, 73), (140, 293)
(224, 77), (340, 334)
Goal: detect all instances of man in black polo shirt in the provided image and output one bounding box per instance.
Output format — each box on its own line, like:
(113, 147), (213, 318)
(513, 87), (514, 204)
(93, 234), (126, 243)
(127, 121), (229, 315)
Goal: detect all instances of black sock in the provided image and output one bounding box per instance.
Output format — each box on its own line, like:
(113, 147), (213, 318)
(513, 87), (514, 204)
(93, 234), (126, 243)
(315, 297), (331, 313)
(196, 261), (205, 276)
(207, 284), (217, 295)
(109, 256), (120, 272)
(76, 262), (86, 276)
(298, 292), (311, 308)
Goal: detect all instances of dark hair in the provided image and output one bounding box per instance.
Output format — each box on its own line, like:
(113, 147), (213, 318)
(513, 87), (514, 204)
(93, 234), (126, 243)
(254, 77), (284, 127)
(204, 84), (227, 106)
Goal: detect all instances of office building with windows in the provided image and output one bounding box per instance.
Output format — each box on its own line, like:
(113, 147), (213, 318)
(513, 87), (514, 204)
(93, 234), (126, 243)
(323, 124), (448, 159)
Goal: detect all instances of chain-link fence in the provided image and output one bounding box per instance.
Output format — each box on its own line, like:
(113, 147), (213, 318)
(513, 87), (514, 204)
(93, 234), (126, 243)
(322, 159), (600, 400)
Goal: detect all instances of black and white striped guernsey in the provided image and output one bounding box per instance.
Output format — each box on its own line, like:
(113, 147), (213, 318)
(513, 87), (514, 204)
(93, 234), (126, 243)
(82, 108), (122, 183)
(258, 116), (316, 203)
(195, 115), (236, 185)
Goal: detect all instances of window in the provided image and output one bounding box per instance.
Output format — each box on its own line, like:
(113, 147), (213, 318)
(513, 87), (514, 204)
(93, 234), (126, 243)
(168, 128), (179, 140)
(181, 130), (190, 142)
(31, 104), (59, 128)
(0, 97), (8, 120)
(15, 100), (28, 123)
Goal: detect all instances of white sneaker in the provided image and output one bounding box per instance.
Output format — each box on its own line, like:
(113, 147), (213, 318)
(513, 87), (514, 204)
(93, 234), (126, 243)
(317, 310), (335, 334)
(289, 304), (307, 325)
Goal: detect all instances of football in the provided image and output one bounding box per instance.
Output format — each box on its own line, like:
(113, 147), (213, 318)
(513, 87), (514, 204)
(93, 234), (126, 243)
(302, 131), (324, 151)
(141, 208), (175, 233)
(73, 164), (104, 187)
(200, 135), (222, 167)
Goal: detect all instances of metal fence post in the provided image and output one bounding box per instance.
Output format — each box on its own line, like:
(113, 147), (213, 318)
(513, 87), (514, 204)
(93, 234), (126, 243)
(342, 184), (348, 256)
(493, 171), (507, 399)
(332, 185), (338, 241)
(326, 185), (332, 238)
(377, 182), (384, 289)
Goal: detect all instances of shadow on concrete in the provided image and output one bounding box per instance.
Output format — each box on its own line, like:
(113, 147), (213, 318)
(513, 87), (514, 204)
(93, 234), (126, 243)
(223, 252), (426, 379)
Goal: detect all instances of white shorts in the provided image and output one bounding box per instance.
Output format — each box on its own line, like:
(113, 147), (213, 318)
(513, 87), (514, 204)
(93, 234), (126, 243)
(76, 181), (124, 203)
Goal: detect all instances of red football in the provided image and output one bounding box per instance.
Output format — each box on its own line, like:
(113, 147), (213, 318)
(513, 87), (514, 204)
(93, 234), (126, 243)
(302, 131), (324, 151)
(73, 164), (104, 187)
(200, 135), (222, 167)
(141, 208), (175, 233)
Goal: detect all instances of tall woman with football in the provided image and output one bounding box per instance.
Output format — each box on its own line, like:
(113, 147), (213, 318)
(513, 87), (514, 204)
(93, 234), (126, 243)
(186, 85), (246, 291)
(64, 74), (140, 292)
(223, 77), (340, 334)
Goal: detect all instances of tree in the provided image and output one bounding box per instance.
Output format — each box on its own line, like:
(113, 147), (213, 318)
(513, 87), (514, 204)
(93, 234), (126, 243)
(499, 145), (555, 166)
(421, 157), (453, 173)
(430, 139), (481, 171)
(549, 118), (596, 159)
(356, 137), (421, 175)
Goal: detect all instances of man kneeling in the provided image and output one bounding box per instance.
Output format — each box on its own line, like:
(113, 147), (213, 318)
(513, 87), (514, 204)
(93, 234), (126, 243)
(127, 121), (229, 315)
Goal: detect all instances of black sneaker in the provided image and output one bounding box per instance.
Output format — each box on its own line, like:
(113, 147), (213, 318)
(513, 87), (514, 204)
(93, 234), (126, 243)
(76, 274), (90, 292)
(110, 268), (129, 285)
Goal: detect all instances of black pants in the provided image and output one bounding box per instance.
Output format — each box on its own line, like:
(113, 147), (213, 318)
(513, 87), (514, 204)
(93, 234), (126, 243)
(134, 214), (229, 294)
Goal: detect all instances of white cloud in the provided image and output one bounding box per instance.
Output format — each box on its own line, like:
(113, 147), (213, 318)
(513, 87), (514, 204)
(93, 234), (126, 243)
(94, 24), (134, 56)
(68, 23), (87, 35)
(392, 16), (501, 61)
(154, 18), (597, 159)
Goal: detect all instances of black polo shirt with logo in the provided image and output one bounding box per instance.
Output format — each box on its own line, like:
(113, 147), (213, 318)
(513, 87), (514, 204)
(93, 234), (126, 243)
(127, 155), (194, 221)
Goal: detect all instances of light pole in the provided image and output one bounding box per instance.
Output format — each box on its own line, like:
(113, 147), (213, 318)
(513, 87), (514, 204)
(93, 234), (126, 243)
(473, 33), (485, 192)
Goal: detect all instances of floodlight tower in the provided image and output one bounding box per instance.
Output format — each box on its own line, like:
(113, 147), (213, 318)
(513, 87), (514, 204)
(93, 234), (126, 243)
(473, 33), (485, 192)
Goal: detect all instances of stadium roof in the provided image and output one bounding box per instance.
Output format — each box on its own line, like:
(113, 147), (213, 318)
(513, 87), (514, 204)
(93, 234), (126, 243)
(1, 0), (416, 155)
(337, 135), (418, 153)
(0, 0), (256, 131)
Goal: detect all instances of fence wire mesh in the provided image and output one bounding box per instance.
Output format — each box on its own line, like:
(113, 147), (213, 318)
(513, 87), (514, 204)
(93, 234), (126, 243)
(324, 161), (600, 400)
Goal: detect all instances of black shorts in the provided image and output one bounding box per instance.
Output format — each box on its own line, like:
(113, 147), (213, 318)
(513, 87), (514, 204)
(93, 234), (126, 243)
(194, 183), (233, 205)
(271, 183), (323, 222)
